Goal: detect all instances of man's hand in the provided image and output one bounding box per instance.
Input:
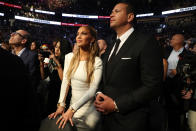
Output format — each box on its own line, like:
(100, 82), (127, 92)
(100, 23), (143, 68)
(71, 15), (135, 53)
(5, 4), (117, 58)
(94, 93), (116, 114)
(181, 89), (193, 100)
(170, 69), (177, 76)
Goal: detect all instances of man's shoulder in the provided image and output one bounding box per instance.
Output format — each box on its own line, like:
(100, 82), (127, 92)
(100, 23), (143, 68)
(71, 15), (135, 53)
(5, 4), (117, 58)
(128, 29), (157, 48)
(133, 28), (152, 36)
(24, 48), (38, 57)
(128, 29), (155, 43)
(179, 48), (192, 58)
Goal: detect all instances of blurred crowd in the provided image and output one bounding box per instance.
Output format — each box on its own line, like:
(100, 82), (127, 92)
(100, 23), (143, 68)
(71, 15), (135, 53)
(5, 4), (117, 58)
(0, 1), (196, 131)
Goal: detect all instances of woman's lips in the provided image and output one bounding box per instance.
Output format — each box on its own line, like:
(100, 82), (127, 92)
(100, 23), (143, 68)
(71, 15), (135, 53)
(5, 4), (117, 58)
(77, 40), (82, 43)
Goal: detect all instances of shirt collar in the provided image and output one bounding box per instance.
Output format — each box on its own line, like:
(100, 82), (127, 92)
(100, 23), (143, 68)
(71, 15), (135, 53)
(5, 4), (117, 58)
(173, 47), (184, 53)
(17, 47), (26, 57)
(117, 27), (134, 43)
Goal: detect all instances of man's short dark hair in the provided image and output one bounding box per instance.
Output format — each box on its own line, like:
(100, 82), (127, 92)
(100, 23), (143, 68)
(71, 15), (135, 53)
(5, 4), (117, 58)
(21, 29), (32, 47)
(23, 33), (31, 40)
(18, 28), (31, 40)
(117, 1), (135, 14)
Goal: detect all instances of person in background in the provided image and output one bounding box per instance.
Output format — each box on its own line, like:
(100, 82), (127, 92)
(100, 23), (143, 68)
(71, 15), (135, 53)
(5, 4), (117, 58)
(1, 40), (10, 51)
(189, 42), (196, 53)
(39, 25), (102, 131)
(9, 29), (41, 130)
(51, 38), (58, 52)
(164, 33), (194, 131)
(94, 2), (163, 131)
(1, 39), (40, 131)
(186, 42), (196, 131)
(30, 41), (39, 51)
(9, 29), (40, 90)
(38, 39), (72, 118)
(97, 39), (107, 60)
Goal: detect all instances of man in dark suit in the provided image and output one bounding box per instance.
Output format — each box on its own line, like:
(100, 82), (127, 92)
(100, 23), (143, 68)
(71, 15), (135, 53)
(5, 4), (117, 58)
(94, 2), (163, 131)
(9, 29), (40, 89)
(9, 29), (41, 130)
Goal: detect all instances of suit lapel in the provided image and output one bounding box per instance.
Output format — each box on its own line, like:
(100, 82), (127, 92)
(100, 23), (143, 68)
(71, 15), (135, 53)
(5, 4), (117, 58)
(103, 43), (115, 84)
(106, 30), (138, 82)
(114, 31), (138, 62)
(20, 48), (28, 64)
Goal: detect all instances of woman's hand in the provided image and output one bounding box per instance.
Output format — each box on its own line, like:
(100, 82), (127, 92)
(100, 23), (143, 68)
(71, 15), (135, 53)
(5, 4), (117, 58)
(48, 106), (64, 119)
(56, 108), (75, 129)
(48, 50), (58, 62)
(49, 50), (55, 60)
(38, 53), (44, 62)
(49, 50), (61, 69)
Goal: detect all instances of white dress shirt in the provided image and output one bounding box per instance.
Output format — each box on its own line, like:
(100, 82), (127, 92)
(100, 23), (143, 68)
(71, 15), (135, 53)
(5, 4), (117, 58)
(13, 47), (26, 57)
(167, 47), (184, 77)
(108, 27), (134, 60)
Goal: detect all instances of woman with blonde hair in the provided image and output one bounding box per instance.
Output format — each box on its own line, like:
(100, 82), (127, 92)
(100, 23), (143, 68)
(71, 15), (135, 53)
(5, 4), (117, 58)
(40, 25), (102, 131)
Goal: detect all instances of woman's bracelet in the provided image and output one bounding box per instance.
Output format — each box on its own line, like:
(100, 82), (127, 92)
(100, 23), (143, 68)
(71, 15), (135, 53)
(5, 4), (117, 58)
(57, 103), (66, 108)
(69, 106), (75, 113)
(57, 63), (61, 68)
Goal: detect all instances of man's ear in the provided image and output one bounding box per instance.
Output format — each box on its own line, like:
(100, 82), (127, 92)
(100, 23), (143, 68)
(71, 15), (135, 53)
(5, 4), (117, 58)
(104, 44), (107, 50)
(21, 39), (27, 45)
(127, 13), (134, 23)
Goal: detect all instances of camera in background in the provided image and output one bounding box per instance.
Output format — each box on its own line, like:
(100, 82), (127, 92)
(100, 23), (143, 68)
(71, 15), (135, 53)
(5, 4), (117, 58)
(39, 44), (50, 58)
(177, 52), (196, 93)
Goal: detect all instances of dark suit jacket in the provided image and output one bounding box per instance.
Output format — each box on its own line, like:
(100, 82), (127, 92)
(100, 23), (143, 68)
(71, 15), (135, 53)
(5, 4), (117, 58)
(0, 47), (40, 131)
(99, 30), (163, 131)
(20, 48), (40, 89)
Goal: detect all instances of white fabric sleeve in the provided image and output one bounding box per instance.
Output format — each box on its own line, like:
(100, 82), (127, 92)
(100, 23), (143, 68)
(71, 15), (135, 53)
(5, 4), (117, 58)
(58, 53), (72, 105)
(71, 57), (103, 111)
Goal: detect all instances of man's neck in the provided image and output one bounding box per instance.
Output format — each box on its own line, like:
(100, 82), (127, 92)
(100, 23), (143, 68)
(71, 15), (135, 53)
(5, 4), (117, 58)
(13, 46), (24, 55)
(115, 24), (132, 37)
(173, 45), (183, 51)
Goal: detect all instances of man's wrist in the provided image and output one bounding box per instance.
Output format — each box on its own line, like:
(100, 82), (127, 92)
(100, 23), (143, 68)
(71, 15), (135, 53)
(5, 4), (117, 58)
(113, 101), (119, 112)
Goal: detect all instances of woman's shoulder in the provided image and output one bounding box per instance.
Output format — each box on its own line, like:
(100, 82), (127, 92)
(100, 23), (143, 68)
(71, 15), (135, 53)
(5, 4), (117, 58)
(65, 52), (74, 59)
(94, 56), (103, 66)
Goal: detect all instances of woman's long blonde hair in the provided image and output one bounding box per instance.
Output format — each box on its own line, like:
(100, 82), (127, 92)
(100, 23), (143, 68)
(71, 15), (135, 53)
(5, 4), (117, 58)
(66, 26), (99, 86)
